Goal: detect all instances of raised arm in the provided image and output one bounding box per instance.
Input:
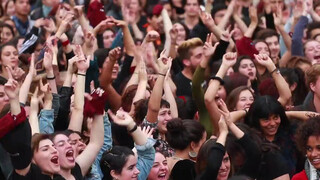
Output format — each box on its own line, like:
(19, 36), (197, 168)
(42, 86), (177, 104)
(19, 54), (36, 104)
(43, 36), (58, 94)
(146, 51), (171, 123)
(244, 6), (258, 39)
(68, 45), (90, 131)
(29, 87), (40, 135)
(286, 111), (320, 121)
(204, 52), (237, 135)
(163, 61), (178, 118)
(254, 54), (291, 106)
(113, 18), (136, 57)
(162, 8), (173, 56)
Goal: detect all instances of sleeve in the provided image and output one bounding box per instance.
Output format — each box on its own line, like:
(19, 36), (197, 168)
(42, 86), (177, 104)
(0, 109), (32, 171)
(192, 66), (212, 135)
(291, 16), (309, 56)
(110, 29), (124, 49)
(112, 54), (134, 91)
(236, 134), (261, 178)
(39, 109), (55, 134)
(197, 143), (226, 180)
(85, 58), (100, 93)
(136, 138), (156, 180)
(55, 86), (73, 131)
(91, 115), (113, 179)
(265, 12), (276, 30)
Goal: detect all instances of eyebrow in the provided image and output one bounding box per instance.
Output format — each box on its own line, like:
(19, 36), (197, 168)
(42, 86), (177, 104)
(39, 145), (50, 149)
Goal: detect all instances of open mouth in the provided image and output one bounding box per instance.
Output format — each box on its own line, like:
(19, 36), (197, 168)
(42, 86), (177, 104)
(314, 55), (320, 60)
(248, 72), (254, 77)
(158, 172), (167, 179)
(50, 156), (59, 165)
(66, 150), (74, 161)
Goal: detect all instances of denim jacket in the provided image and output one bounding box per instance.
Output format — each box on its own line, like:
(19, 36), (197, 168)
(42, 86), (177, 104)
(136, 138), (156, 180)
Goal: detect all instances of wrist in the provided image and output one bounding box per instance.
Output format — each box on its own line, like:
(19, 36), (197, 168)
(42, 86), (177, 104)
(267, 64), (277, 72)
(127, 121), (136, 131)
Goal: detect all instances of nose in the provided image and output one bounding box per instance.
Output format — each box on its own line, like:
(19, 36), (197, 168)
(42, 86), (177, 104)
(50, 146), (58, 154)
(269, 119), (276, 126)
(134, 167), (140, 175)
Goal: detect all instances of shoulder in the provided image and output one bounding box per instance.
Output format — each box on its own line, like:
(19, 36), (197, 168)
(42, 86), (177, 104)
(170, 160), (196, 180)
(71, 163), (83, 180)
(292, 170), (308, 180)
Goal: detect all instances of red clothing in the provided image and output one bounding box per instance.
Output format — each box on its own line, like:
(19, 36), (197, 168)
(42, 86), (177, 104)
(292, 170), (308, 180)
(236, 36), (258, 60)
(0, 107), (26, 138)
(87, 0), (106, 27)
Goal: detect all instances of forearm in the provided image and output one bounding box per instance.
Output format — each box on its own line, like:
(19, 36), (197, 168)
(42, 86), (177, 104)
(164, 82), (178, 118)
(244, 23), (257, 38)
(311, 10), (320, 22)
(69, 75), (85, 131)
(100, 60), (116, 88)
(285, 111), (320, 121)
(63, 71), (73, 87)
(130, 23), (144, 40)
(233, 15), (248, 34)
(276, 25), (291, 51)
(19, 73), (33, 104)
(228, 123), (244, 139)
(46, 70), (58, 94)
(128, 122), (147, 146)
(269, 66), (291, 106)
(146, 75), (165, 123)
(217, 11), (232, 30)
(123, 26), (136, 56)
(230, 110), (246, 122)
(29, 110), (40, 135)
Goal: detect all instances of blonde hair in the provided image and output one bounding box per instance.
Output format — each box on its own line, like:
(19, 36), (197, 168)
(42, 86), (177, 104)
(306, 64), (320, 89)
(177, 38), (203, 61)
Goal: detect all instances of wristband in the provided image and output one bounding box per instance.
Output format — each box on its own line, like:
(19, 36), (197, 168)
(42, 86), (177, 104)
(128, 124), (138, 133)
(77, 73), (86, 76)
(62, 39), (70, 47)
(270, 68), (279, 75)
(158, 73), (166, 77)
(46, 76), (55, 80)
(210, 76), (224, 85)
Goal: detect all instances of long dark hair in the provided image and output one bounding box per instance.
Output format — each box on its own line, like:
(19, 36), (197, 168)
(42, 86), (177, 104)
(100, 146), (135, 180)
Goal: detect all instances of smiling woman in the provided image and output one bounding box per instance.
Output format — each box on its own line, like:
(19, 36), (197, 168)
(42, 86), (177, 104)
(294, 117), (320, 179)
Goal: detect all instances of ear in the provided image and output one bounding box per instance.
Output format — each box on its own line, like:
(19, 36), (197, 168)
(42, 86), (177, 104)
(310, 82), (316, 92)
(110, 170), (120, 180)
(182, 59), (191, 67)
(190, 141), (197, 151)
(289, 82), (297, 92)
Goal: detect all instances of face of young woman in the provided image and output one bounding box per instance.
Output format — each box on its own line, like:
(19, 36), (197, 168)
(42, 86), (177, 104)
(304, 40), (320, 65)
(0, 85), (9, 112)
(6, 0), (15, 16)
(33, 139), (60, 175)
(306, 136), (320, 169)
(235, 89), (254, 111)
(175, 23), (186, 44)
(0, 45), (18, 69)
(238, 59), (256, 81)
(53, 134), (75, 169)
(259, 114), (281, 140)
(147, 153), (169, 180)
(265, 36), (280, 60)
(68, 133), (86, 158)
(103, 30), (115, 49)
(217, 153), (230, 180)
(113, 155), (140, 180)
(255, 41), (270, 56)
(157, 107), (172, 134)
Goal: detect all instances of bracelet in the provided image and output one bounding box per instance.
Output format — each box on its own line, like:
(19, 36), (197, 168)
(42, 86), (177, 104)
(128, 124), (138, 133)
(210, 76), (224, 85)
(62, 39), (70, 47)
(77, 73), (86, 76)
(270, 68), (279, 75)
(158, 73), (166, 77)
(46, 76), (55, 80)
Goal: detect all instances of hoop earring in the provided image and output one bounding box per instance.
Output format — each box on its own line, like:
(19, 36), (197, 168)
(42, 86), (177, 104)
(189, 151), (197, 158)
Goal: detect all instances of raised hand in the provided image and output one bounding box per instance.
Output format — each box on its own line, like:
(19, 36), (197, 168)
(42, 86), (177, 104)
(56, 12), (74, 37)
(273, 7), (284, 27)
(40, 79), (52, 104)
(109, 47), (122, 62)
(203, 33), (219, 58)
(254, 54), (275, 70)
(11, 67), (25, 82)
(43, 43), (54, 71)
(74, 45), (90, 74)
(145, 31), (160, 43)
(28, 53), (36, 78)
(43, 18), (57, 33)
(84, 30), (96, 48)
(157, 49), (172, 74)
(4, 66), (19, 99)
(141, 126), (154, 139)
(217, 99), (232, 125)
(94, 17), (115, 34)
(107, 108), (135, 128)
(220, 25), (235, 42)
(218, 115), (228, 134)
(199, 11), (216, 28)
(112, 18), (128, 28)
(30, 87), (40, 110)
(222, 52), (237, 68)
(169, 25), (178, 43)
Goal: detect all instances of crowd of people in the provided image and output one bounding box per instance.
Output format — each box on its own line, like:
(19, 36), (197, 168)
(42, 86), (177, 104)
(1, 0), (320, 179)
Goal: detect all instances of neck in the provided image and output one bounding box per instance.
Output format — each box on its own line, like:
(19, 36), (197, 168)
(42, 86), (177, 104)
(313, 94), (320, 113)
(15, 14), (28, 22)
(182, 68), (193, 80)
(185, 15), (199, 30)
(265, 135), (275, 142)
(174, 149), (190, 160)
(59, 168), (73, 180)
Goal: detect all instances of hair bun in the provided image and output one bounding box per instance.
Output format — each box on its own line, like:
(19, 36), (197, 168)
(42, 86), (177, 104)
(166, 118), (185, 134)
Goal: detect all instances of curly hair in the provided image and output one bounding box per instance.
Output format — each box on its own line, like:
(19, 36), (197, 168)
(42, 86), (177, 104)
(296, 117), (320, 154)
